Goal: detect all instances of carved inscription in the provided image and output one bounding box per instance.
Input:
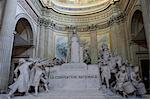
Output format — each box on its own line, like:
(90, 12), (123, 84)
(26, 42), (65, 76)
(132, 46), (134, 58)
(50, 75), (98, 79)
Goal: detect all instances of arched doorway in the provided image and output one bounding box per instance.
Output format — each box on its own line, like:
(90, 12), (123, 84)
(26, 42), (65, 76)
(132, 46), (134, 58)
(130, 10), (149, 91)
(9, 18), (34, 84)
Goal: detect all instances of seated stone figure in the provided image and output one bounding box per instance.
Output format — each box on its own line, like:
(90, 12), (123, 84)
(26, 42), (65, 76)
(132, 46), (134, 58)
(131, 66), (146, 95)
(98, 44), (147, 97)
(83, 49), (91, 64)
(115, 66), (127, 90)
(115, 65), (135, 97)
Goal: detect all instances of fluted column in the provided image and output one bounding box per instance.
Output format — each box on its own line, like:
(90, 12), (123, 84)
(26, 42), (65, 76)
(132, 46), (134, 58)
(0, 0), (17, 91)
(44, 26), (49, 58)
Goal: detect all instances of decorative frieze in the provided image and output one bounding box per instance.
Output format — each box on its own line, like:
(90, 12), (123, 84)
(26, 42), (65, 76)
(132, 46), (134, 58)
(37, 17), (116, 33)
(108, 11), (125, 25)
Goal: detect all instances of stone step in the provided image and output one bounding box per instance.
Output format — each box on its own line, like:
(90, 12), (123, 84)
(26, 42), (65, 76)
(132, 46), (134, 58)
(0, 90), (149, 99)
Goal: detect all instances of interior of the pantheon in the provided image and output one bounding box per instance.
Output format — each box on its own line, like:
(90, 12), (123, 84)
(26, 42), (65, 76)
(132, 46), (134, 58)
(0, 0), (149, 98)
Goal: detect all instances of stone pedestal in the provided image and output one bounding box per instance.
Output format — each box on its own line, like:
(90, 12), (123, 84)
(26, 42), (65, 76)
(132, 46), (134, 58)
(49, 64), (100, 91)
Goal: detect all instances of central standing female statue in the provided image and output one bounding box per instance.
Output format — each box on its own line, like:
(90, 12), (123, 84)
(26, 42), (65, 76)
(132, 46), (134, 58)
(71, 30), (80, 63)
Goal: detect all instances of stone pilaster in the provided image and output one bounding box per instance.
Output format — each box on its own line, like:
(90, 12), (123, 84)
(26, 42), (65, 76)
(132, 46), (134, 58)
(109, 5), (125, 57)
(67, 31), (72, 63)
(46, 27), (51, 59)
(110, 22), (119, 55)
(49, 29), (55, 60)
(89, 25), (98, 64)
(0, 0), (17, 91)
(44, 26), (49, 58)
(117, 22), (127, 59)
(38, 19), (45, 58)
(36, 19), (41, 58)
(90, 31), (98, 64)
(110, 21), (127, 57)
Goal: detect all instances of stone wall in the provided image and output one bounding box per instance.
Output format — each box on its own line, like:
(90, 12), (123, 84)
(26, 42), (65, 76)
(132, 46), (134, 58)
(18, 0), (149, 66)
(36, 2), (126, 63)
(0, 0), (39, 91)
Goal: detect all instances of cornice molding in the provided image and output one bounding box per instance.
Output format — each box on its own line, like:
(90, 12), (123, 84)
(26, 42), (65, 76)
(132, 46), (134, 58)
(43, 6), (113, 26)
(37, 2), (125, 32)
(39, 0), (120, 15)
(38, 14), (124, 32)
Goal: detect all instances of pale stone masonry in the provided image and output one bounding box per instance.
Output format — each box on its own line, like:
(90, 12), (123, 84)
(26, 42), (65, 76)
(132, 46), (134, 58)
(0, 0), (17, 91)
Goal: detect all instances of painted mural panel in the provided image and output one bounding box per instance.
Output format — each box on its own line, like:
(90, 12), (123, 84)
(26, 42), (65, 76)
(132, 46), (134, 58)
(80, 35), (91, 64)
(80, 36), (91, 51)
(97, 33), (111, 51)
(55, 35), (68, 61)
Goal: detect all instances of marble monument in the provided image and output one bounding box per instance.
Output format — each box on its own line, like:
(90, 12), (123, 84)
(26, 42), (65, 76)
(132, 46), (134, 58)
(6, 32), (147, 98)
(49, 31), (100, 91)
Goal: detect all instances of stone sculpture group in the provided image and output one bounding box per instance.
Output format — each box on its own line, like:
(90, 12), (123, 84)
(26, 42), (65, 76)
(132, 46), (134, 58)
(7, 58), (53, 98)
(7, 32), (147, 98)
(98, 44), (147, 97)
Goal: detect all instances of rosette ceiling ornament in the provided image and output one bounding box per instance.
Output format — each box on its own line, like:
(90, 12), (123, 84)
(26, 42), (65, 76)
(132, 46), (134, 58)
(40, 0), (119, 15)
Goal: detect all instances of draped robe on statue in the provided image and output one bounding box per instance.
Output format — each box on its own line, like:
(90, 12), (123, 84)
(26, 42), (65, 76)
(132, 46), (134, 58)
(71, 33), (80, 63)
(9, 62), (32, 93)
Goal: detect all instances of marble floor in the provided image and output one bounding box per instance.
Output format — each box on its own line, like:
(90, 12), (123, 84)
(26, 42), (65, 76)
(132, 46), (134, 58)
(0, 90), (149, 99)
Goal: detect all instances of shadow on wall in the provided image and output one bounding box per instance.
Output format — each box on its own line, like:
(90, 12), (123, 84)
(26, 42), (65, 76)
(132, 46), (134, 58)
(0, 0), (6, 26)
